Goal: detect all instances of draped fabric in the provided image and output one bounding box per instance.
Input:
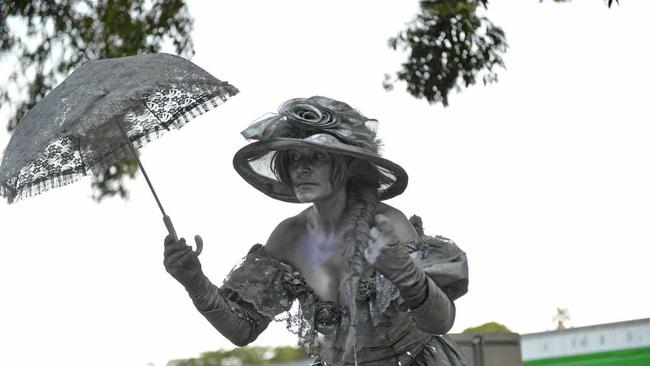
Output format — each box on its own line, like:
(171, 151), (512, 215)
(220, 219), (469, 365)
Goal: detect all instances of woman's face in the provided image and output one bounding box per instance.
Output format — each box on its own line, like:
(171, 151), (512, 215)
(287, 147), (337, 203)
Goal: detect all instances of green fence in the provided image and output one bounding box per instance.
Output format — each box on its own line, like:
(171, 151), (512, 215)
(524, 347), (650, 366)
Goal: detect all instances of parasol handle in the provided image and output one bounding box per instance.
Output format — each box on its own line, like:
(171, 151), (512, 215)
(163, 214), (203, 256)
(113, 118), (203, 256)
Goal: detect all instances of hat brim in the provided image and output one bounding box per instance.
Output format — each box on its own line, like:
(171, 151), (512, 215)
(233, 134), (408, 203)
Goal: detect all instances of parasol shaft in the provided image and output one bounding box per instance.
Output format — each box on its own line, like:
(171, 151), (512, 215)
(113, 118), (178, 241)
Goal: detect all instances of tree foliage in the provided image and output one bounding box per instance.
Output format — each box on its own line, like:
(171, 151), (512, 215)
(167, 345), (309, 366)
(385, 0), (507, 107)
(539, 0), (619, 7)
(386, 0), (620, 107)
(0, 0), (194, 201)
(463, 321), (513, 333)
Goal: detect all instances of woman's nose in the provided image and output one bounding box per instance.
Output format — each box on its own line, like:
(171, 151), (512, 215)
(298, 163), (311, 175)
(295, 159), (312, 175)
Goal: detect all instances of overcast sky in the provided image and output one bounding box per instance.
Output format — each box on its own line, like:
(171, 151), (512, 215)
(1, 1), (649, 366)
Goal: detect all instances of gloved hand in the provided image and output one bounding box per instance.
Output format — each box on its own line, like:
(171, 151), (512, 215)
(365, 214), (457, 334)
(163, 235), (267, 345)
(163, 235), (209, 298)
(364, 214), (428, 308)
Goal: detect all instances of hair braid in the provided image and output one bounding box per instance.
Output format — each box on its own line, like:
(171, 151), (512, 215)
(340, 174), (379, 360)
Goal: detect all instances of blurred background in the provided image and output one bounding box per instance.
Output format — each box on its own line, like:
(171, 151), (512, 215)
(0, 1), (648, 365)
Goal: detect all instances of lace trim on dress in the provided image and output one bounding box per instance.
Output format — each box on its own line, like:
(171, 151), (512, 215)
(220, 244), (295, 319)
(219, 221), (468, 355)
(221, 244), (336, 355)
(369, 232), (469, 326)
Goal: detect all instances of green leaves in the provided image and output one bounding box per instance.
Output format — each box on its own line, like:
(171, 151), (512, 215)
(386, 0), (619, 107)
(385, 0), (508, 106)
(90, 157), (139, 201)
(168, 345), (308, 366)
(463, 321), (513, 333)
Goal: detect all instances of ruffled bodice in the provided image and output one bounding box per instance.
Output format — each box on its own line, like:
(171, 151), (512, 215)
(220, 224), (468, 365)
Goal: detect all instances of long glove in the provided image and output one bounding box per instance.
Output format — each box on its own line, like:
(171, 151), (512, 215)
(365, 215), (455, 334)
(163, 235), (270, 346)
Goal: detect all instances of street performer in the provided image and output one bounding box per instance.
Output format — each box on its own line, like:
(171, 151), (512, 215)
(164, 96), (469, 366)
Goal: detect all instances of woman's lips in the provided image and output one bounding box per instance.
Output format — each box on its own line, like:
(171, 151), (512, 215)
(295, 183), (317, 188)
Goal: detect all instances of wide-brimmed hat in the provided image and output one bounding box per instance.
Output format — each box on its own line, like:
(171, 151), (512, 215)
(233, 96), (408, 203)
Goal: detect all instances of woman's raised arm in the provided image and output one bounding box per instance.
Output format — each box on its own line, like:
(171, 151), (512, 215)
(163, 235), (271, 346)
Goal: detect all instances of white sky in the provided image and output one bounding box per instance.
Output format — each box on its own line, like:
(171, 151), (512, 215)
(1, 1), (649, 366)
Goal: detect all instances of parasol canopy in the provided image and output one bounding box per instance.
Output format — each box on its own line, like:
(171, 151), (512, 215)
(0, 52), (237, 203)
(0, 53), (238, 252)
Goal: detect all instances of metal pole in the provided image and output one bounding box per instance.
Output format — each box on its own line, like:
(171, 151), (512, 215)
(113, 118), (178, 240)
(113, 117), (203, 255)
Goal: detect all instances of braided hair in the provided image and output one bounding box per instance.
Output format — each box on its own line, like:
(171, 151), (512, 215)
(339, 158), (384, 359)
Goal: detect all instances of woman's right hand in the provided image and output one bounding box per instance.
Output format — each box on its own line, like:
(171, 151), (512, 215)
(163, 235), (203, 290)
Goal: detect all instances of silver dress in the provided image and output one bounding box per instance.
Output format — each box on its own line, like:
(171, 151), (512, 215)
(216, 228), (470, 366)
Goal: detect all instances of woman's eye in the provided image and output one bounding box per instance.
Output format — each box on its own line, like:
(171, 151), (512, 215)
(289, 152), (300, 161)
(314, 152), (325, 161)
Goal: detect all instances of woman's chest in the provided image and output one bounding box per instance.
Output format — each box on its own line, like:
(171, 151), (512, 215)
(301, 262), (345, 304)
(291, 240), (348, 304)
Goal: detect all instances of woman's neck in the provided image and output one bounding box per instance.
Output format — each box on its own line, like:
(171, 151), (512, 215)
(309, 187), (347, 234)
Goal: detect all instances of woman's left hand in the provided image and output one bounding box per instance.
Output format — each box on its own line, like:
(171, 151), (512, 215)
(365, 214), (413, 283)
(366, 214), (431, 311)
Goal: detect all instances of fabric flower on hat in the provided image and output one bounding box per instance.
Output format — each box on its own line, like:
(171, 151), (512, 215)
(242, 96), (379, 152)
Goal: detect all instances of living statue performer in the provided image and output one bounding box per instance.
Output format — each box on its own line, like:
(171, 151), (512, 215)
(164, 96), (470, 366)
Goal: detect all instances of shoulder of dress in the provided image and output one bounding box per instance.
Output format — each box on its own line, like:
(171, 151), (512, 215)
(240, 243), (301, 279)
(408, 214), (425, 237)
(405, 214), (462, 254)
(398, 216), (469, 301)
(407, 214), (456, 242)
(231, 243), (313, 303)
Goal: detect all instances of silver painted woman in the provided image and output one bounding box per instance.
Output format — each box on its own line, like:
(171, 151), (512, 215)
(164, 96), (469, 366)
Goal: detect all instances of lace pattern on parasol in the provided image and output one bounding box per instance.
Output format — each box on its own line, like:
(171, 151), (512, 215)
(1, 86), (234, 203)
(4, 135), (86, 202)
